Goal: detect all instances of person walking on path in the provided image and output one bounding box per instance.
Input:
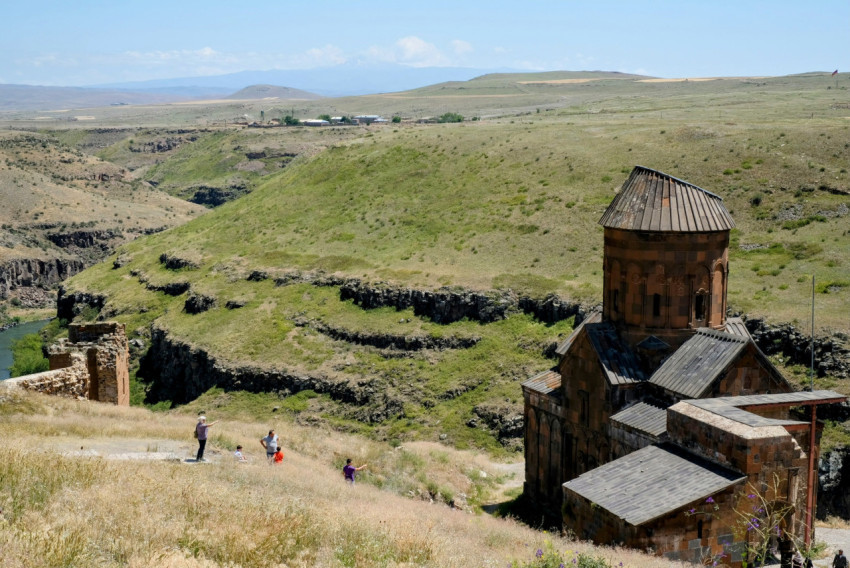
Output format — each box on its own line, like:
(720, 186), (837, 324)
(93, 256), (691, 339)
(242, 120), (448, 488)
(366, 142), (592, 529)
(833, 550), (848, 568)
(342, 458), (367, 485)
(260, 429), (279, 463)
(195, 416), (219, 462)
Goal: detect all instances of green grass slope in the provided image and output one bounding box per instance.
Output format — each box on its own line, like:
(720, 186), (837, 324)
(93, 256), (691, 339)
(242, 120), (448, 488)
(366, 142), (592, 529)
(60, 72), (850, 449)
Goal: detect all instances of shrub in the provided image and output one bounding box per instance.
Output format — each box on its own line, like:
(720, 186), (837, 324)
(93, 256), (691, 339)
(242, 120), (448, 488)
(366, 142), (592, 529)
(9, 334), (49, 377)
(437, 112), (464, 123)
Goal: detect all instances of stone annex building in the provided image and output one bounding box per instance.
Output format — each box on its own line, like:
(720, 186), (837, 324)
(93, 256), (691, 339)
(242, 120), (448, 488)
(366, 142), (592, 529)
(522, 166), (845, 564)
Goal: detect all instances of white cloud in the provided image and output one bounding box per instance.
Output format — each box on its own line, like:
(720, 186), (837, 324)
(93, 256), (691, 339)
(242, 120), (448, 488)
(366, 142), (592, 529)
(395, 36), (449, 67)
(300, 44), (347, 67)
(451, 40), (473, 55)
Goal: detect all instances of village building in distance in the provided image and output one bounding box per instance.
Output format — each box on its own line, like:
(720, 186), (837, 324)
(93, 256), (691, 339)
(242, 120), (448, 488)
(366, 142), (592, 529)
(522, 166), (846, 564)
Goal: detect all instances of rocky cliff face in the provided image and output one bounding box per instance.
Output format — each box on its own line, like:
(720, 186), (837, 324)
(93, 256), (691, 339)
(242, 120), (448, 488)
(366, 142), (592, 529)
(138, 326), (401, 419)
(745, 317), (850, 379)
(819, 447), (850, 519)
(0, 257), (86, 306)
(56, 287), (107, 321)
(339, 280), (594, 326)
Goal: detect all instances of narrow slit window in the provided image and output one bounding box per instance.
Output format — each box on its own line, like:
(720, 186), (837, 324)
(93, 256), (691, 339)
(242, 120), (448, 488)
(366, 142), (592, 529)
(695, 294), (706, 320)
(652, 293), (661, 317)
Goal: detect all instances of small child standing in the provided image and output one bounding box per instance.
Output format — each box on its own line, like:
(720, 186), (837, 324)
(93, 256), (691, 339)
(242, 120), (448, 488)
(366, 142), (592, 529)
(273, 447), (284, 465)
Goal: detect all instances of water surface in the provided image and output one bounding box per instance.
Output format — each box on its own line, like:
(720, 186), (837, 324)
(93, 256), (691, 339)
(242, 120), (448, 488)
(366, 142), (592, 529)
(0, 320), (50, 380)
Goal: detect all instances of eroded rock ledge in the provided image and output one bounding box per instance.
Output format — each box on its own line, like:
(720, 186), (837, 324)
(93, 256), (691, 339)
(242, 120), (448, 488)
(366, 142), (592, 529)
(1, 257), (86, 306)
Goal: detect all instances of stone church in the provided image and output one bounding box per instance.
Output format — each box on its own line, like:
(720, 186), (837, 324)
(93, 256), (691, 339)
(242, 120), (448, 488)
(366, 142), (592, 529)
(522, 166), (845, 563)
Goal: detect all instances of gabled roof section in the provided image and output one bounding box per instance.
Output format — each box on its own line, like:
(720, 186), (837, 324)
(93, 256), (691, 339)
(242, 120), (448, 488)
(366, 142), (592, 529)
(555, 310), (601, 356)
(649, 328), (748, 398)
(522, 368), (562, 397)
(610, 402), (667, 437)
(636, 335), (670, 351)
(599, 166), (735, 233)
(584, 322), (646, 385)
(563, 442), (745, 526)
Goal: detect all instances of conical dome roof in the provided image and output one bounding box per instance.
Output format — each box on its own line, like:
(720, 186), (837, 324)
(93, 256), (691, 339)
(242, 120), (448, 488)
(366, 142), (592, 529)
(598, 166), (734, 232)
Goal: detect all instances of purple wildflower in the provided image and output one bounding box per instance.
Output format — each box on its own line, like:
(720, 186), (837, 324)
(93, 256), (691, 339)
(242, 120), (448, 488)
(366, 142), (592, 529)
(705, 497), (715, 503)
(536, 549), (543, 559)
(747, 493), (756, 499)
(560, 564), (565, 568)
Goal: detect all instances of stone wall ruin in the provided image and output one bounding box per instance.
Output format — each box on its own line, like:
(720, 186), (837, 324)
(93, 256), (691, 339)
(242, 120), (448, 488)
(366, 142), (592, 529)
(3, 322), (129, 405)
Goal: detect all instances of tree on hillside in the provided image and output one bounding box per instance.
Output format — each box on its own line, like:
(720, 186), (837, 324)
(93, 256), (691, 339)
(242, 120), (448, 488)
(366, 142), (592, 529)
(283, 115), (300, 126)
(318, 114), (331, 122)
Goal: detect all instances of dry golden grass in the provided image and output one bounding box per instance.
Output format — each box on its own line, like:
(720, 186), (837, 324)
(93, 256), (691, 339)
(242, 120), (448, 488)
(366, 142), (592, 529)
(0, 389), (685, 568)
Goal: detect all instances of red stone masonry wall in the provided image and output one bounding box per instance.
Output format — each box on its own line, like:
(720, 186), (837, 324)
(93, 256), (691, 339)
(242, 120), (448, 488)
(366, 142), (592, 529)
(523, 389), (566, 505)
(710, 346), (792, 398)
(557, 331), (641, 480)
(602, 228), (729, 351)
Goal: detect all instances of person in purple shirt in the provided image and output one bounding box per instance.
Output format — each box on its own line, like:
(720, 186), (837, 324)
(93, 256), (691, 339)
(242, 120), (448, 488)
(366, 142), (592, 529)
(342, 458), (367, 484)
(195, 415), (219, 462)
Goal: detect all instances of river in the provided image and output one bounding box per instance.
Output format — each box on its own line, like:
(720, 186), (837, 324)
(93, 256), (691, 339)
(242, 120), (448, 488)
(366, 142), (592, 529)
(0, 320), (50, 380)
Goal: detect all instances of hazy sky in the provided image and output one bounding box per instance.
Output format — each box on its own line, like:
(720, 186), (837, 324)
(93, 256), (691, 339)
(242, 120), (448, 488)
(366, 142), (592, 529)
(2, 0), (846, 86)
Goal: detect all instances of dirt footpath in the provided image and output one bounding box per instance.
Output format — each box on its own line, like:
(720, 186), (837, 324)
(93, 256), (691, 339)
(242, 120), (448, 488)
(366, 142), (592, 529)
(814, 528), (850, 566)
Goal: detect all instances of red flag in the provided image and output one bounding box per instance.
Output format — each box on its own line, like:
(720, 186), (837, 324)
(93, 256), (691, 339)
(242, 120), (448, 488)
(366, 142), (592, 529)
(832, 69), (839, 76)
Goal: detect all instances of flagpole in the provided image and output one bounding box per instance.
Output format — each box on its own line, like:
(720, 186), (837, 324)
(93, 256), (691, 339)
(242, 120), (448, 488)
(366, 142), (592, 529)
(810, 275), (815, 391)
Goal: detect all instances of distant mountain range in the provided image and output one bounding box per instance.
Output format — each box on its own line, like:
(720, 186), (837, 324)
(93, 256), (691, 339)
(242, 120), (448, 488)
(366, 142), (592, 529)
(225, 84), (323, 101)
(0, 63), (516, 112)
(93, 63), (513, 97)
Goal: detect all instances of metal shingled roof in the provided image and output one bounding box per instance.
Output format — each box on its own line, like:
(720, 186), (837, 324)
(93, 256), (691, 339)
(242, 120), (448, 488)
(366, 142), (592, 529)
(522, 369), (562, 396)
(610, 402), (667, 437)
(693, 390), (848, 410)
(585, 322), (646, 385)
(649, 328), (748, 398)
(598, 166), (735, 232)
(563, 442), (745, 525)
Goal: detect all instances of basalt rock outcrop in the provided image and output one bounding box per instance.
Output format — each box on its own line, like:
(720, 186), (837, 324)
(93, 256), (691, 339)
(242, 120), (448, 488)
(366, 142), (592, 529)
(1, 257), (86, 303)
(340, 281), (515, 324)
(744, 317), (850, 381)
(56, 287), (107, 322)
(184, 293), (216, 314)
(159, 253), (200, 270)
(293, 317), (480, 351)
(189, 184), (249, 207)
(818, 447), (850, 519)
(46, 229), (120, 251)
(138, 326), (404, 422)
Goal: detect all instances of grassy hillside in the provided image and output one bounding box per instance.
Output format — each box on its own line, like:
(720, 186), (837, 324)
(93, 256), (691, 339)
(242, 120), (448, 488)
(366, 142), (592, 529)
(1, 389), (677, 568)
(0, 131), (202, 246)
(34, 71), (849, 452)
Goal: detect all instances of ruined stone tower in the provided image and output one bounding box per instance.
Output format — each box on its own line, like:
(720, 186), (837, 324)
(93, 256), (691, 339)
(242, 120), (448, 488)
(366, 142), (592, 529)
(6, 322), (129, 405)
